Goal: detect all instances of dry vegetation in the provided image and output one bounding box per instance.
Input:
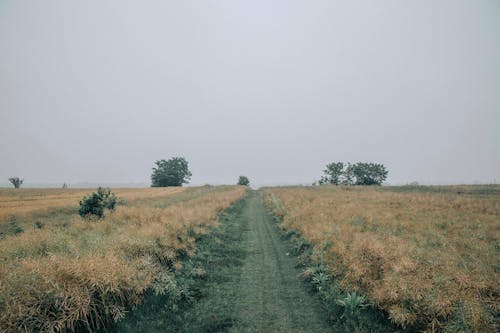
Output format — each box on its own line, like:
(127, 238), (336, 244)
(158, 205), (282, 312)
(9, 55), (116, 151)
(0, 187), (185, 220)
(0, 186), (246, 332)
(265, 185), (499, 332)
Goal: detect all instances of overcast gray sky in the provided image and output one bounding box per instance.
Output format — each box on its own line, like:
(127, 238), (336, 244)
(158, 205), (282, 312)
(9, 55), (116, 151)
(1, 1), (499, 187)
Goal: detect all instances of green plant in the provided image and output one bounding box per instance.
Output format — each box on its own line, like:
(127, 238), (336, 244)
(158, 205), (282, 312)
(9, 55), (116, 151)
(319, 162), (388, 185)
(8, 215), (23, 235)
(8, 177), (23, 188)
(350, 162), (388, 185)
(320, 162), (345, 185)
(336, 292), (369, 331)
(151, 157), (192, 187)
(237, 175), (250, 186)
(292, 238), (311, 255)
(33, 221), (44, 229)
(78, 187), (118, 219)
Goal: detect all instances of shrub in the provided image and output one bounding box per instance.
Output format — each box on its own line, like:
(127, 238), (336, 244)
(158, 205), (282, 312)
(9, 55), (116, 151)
(237, 175), (250, 186)
(8, 215), (23, 235)
(78, 187), (118, 219)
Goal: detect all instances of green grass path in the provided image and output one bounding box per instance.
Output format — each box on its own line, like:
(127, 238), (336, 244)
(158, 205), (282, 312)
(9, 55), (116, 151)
(112, 191), (330, 332)
(228, 191), (330, 332)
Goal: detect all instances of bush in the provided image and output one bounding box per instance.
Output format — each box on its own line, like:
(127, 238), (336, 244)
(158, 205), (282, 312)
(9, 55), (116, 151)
(8, 216), (23, 235)
(237, 175), (250, 186)
(78, 187), (118, 219)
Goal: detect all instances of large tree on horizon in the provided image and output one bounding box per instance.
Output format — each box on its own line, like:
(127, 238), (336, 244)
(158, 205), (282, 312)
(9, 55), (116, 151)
(151, 157), (192, 187)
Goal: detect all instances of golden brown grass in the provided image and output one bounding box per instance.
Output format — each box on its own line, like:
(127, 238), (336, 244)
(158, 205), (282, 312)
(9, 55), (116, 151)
(0, 187), (185, 220)
(0, 186), (246, 332)
(265, 185), (499, 332)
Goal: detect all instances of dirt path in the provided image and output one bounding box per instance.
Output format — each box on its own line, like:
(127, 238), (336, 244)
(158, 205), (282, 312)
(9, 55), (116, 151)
(228, 191), (329, 332)
(113, 191), (330, 332)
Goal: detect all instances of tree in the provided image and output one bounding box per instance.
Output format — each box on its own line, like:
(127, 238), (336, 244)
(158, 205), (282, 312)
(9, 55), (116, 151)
(151, 157), (192, 187)
(8, 177), (23, 189)
(350, 162), (388, 185)
(320, 162), (388, 186)
(237, 175), (250, 186)
(319, 162), (344, 185)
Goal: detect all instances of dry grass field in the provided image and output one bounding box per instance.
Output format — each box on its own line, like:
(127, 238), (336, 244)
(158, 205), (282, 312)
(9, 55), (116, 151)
(0, 187), (186, 220)
(0, 186), (246, 332)
(265, 185), (499, 332)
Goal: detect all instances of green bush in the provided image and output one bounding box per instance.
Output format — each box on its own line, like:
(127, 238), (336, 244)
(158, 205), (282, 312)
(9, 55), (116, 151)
(78, 187), (118, 219)
(8, 216), (23, 235)
(237, 175), (250, 186)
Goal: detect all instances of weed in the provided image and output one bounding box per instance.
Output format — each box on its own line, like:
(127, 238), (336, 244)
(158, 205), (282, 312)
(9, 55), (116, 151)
(8, 215), (23, 235)
(336, 292), (369, 331)
(33, 220), (44, 229)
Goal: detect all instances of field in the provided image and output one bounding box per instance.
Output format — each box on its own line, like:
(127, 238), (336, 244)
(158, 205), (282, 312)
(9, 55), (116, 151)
(0, 188), (187, 230)
(1, 184), (498, 332)
(264, 185), (500, 332)
(0, 186), (246, 332)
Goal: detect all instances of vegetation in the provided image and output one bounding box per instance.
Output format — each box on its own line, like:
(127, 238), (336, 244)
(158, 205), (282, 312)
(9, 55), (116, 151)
(113, 191), (330, 332)
(320, 162), (388, 185)
(237, 175), (250, 186)
(2, 182), (498, 332)
(0, 186), (245, 332)
(0, 188), (186, 232)
(8, 177), (23, 188)
(264, 185), (499, 332)
(78, 187), (118, 219)
(110, 192), (250, 332)
(266, 196), (397, 332)
(151, 157), (192, 187)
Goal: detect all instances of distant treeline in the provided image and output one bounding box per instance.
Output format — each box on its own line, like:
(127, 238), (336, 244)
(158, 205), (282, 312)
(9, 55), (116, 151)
(318, 162), (388, 185)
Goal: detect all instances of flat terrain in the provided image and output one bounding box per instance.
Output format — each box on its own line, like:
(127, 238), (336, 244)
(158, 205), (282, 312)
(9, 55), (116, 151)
(0, 186), (246, 332)
(265, 185), (500, 332)
(230, 192), (329, 332)
(116, 191), (330, 332)
(2, 185), (498, 332)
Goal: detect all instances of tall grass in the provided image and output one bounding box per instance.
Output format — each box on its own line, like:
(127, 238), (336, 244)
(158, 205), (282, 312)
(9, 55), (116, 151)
(0, 186), (246, 332)
(265, 185), (499, 332)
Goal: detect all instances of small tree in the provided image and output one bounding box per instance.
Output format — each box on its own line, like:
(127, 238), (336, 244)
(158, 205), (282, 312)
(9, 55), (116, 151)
(319, 162), (344, 185)
(8, 177), (23, 188)
(79, 187), (118, 219)
(237, 175), (250, 186)
(151, 157), (192, 187)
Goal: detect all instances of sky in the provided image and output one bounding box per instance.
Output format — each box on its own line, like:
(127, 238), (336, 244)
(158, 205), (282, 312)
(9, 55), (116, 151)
(0, 0), (499, 187)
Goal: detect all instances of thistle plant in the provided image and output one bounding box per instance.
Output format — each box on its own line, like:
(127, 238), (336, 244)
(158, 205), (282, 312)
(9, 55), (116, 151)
(336, 292), (369, 331)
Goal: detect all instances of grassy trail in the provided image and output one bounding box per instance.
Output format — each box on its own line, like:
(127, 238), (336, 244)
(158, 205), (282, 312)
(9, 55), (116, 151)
(229, 191), (329, 332)
(113, 191), (330, 332)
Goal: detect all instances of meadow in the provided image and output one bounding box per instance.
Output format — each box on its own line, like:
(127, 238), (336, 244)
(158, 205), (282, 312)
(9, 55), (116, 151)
(264, 185), (499, 332)
(0, 186), (246, 332)
(1, 184), (498, 332)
